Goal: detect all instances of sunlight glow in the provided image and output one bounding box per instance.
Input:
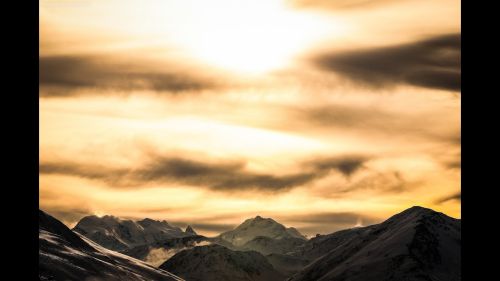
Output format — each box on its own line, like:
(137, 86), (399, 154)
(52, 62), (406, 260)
(175, 0), (344, 74)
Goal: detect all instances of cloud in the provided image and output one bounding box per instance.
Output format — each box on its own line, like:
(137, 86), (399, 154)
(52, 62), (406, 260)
(289, 0), (401, 10)
(39, 55), (217, 96)
(307, 156), (368, 177)
(435, 192), (461, 204)
(291, 103), (460, 147)
(40, 154), (370, 192)
(281, 212), (381, 235)
(40, 162), (124, 181)
(310, 169), (411, 199)
(445, 160), (461, 169)
(346, 171), (406, 193)
(42, 207), (92, 227)
(284, 212), (379, 224)
(170, 222), (236, 234)
(132, 156), (318, 191)
(313, 33), (461, 91)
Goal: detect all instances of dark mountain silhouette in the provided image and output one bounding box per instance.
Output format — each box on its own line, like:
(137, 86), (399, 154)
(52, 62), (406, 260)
(287, 206), (461, 281)
(39, 209), (184, 281)
(185, 225), (197, 235)
(240, 236), (306, 255)
(265, 253), (310, 277)
(159, 244), (284, 281)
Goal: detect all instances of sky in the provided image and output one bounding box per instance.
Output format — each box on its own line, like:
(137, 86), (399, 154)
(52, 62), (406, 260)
(39, 0), (460, 237)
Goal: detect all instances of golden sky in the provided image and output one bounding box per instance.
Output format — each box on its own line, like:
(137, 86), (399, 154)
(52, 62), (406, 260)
(39, 0), (460, 237)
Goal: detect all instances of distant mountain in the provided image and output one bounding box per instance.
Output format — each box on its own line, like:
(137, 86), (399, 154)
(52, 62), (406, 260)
(287, 206), (461, 281)
(185, 225), (197, 235)
(73, 215), (194, 251)
(39, 210), (184, 281)
(219, 215), (306, 247)
(159, 244), (284, 281)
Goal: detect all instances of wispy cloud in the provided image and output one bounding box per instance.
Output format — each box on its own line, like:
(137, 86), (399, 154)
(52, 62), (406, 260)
(42, 207), (93, 226)
(280, 211), (381, 235)
(289, 0), (402, 10)
(435, 192), (461, 204)
(306, 156), (367, 177)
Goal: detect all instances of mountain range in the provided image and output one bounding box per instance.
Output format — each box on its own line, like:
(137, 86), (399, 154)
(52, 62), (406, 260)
(39, 210), (184, 281)
(40, 206), (460, 281)
(73, 215), (194, 252)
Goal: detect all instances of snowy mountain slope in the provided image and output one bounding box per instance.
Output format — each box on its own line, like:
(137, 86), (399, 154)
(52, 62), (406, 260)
(73, 215), (193, 251)
(39, 210), (184, 281)
(287, 206), (461, 281)
(159, 244), (285, 281)
(219, 216), (306, 247)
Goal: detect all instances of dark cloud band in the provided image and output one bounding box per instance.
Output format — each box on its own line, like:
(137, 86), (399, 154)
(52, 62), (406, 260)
(314, 33), (461, 92)
(435, 192), (461, 204)
(39, 55), (217, 96)
(40, 154), (369, 192)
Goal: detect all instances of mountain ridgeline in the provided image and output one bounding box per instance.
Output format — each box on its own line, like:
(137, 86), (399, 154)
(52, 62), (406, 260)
(73, 215), (196, 251)
(218, 215), (307, 247)
(287, 206), (461, 281)
(41, 206), (461, 281)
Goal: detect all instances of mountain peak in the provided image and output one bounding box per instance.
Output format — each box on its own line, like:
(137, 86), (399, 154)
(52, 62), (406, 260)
(185, 225), (197, 235)
(406, 205), (435, 213)
(219, 216), (306, 246)
(389, 205), (440, 220)
(288, 205), (460, 281)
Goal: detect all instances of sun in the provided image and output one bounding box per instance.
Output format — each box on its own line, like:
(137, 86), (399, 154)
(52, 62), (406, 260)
(169, 0), (345, 74)
(40, 0), (345, 74)
(183, 1), (341, 74)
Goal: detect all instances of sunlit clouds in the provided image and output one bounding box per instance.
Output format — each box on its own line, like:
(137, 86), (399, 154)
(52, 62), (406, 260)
(40, 0), (460, 236)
